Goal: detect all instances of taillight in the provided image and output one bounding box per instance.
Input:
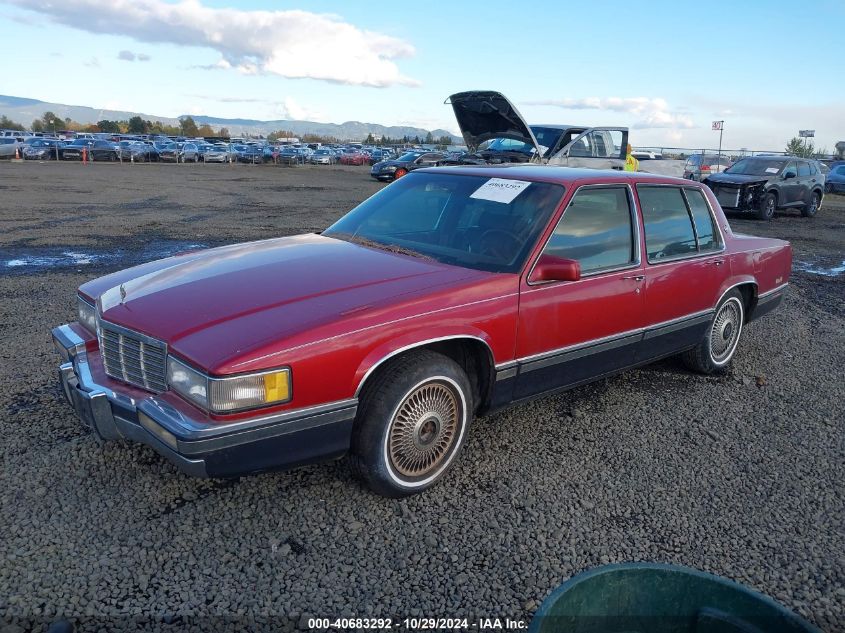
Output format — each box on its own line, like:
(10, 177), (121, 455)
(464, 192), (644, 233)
(700, 165), (711, 171)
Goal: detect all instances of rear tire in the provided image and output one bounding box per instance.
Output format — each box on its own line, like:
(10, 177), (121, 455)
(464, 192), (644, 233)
(682, 290), (744, 375)
(351, 350), (473, 497)
(756, 192), (776, 220)
(801, 191), (820, 217)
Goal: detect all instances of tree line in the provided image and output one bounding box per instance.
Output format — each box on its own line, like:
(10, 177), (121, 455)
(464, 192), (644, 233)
(1, 112), (230, 138)
(1, 112), (454, 146)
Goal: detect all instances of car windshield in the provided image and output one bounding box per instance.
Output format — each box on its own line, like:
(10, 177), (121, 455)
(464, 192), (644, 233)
(481, 137), (535, 154)
(324, 172), (564, 274)
(726, 158), (787, 176)
(397, 152), (421, 162)
(530, 126), (566, 156)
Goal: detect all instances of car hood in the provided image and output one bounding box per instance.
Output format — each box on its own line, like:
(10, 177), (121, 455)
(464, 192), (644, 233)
(83, 234), (483, 371)
(705, 173), (771, 186)
(448, 90), (541, 155)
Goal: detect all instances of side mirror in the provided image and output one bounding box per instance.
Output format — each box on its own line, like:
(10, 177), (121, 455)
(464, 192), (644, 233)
(783, 171), (796, 179)
(531, 254), (581, 283)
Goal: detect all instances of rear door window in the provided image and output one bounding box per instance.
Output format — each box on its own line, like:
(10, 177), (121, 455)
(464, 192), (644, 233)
(798, 162), (811, 177)
(683, 188), (721, 252)
(637, 186), (698, 262)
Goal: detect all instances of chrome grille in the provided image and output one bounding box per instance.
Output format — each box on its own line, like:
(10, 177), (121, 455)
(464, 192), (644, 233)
(99, 322), (167, 392)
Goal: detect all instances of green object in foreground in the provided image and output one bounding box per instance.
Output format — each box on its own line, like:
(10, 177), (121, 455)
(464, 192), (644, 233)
(529, 563), (819, 633)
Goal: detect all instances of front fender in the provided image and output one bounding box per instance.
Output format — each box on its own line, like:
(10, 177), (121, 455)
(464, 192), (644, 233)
(352, 329), (496, 397)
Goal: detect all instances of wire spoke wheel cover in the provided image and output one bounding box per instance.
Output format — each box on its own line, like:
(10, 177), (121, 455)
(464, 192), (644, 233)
(387, 379), (462, 481)
(710, 297), (743, 364)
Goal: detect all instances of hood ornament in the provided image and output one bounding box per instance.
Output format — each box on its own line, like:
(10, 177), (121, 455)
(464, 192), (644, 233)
(119, 284), (127, 303)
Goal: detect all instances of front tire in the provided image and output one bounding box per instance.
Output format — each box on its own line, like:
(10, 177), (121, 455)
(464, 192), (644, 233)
(802, 191), (820, 217)
(756, 192), (776, 220)
(351, 350), (473, 497)
(682, 290), (745, 375)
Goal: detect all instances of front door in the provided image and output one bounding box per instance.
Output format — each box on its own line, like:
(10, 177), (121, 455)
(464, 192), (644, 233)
(780, 161), (802, 205)
(549, 128), (629, 171)
(514, 185), (644, 400)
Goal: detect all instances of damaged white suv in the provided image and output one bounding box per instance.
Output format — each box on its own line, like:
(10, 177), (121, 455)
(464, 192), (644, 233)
(443, 90), (628, 171)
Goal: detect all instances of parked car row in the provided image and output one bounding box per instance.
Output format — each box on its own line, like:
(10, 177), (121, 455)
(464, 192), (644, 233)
(3, 133), (407, 165)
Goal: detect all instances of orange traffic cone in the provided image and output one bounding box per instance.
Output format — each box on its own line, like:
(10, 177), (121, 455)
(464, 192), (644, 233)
(15, 146), (20, 159)
(82, 146), (87, 165)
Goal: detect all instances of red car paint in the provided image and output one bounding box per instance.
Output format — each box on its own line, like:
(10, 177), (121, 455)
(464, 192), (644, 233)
(76, 166), (791, 425)
(339, 152), (367, 166)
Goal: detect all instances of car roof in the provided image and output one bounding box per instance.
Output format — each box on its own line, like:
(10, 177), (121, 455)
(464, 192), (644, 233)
(530, 124), (581, 130)
(416, 164), (701, 187)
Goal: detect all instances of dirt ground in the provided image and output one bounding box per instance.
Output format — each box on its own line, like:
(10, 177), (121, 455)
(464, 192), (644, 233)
(1, 161), (843, 632)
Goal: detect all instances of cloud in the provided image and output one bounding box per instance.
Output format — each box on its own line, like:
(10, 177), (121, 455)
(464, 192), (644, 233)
(118, 49), (151, 62)
(524, 97), (694, 130)
(83, 56), (99, 68)
(277, 97), (323, 122)
(10, 0), (419, 87)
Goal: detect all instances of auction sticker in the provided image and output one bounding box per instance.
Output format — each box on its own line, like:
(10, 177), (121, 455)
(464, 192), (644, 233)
(470, 178), (531, 204)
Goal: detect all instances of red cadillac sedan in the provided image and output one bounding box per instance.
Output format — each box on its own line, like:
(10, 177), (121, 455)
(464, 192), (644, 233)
(53, 166), (791, 497)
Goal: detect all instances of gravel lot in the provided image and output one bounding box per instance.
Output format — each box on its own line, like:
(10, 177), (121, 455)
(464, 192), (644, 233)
(1, 162), (843, 632)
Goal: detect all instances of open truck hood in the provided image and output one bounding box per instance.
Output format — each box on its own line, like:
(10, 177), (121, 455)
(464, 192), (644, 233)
(447, 90), (542, 157)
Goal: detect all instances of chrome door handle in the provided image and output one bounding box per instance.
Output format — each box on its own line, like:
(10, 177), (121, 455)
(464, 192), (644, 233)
(622, 275), (645, 281)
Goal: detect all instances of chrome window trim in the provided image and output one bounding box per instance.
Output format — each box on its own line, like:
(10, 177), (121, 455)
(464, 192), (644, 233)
(526, 183), (641, 287)
(635, 183), (727, 265)
(682, 186), (726, 252)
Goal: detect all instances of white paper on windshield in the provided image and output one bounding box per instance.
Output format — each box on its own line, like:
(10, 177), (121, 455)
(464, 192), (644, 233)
(765, 167), (779, 174)
(470, 178), (531, 204)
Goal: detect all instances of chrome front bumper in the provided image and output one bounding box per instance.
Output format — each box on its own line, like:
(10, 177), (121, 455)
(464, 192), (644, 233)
(52, 324), (357, 478)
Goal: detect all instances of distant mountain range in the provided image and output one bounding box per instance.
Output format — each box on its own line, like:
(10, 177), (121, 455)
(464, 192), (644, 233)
(0, 94), (460, 141)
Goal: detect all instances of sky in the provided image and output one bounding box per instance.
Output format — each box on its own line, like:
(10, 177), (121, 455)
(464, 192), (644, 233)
(2, 0), (843, 151)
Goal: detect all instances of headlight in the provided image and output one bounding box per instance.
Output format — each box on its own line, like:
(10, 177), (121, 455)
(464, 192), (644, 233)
(77, 296), (97, 333)
(167, 357), (291, 413)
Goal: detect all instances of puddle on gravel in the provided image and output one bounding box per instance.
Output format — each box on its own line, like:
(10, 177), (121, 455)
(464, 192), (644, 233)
(1, 240), (207, 275)
(794, 259), (845, 277)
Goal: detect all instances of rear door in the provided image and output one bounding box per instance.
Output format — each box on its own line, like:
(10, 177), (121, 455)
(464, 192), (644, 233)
(548, 127), (629, 170)
(796, 160), (814, 203)
(514, 185), (644, 399)
(635, 184), (726, 361)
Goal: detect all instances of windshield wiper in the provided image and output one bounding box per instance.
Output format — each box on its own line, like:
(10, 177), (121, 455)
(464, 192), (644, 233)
(326, 232), (435, 261)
